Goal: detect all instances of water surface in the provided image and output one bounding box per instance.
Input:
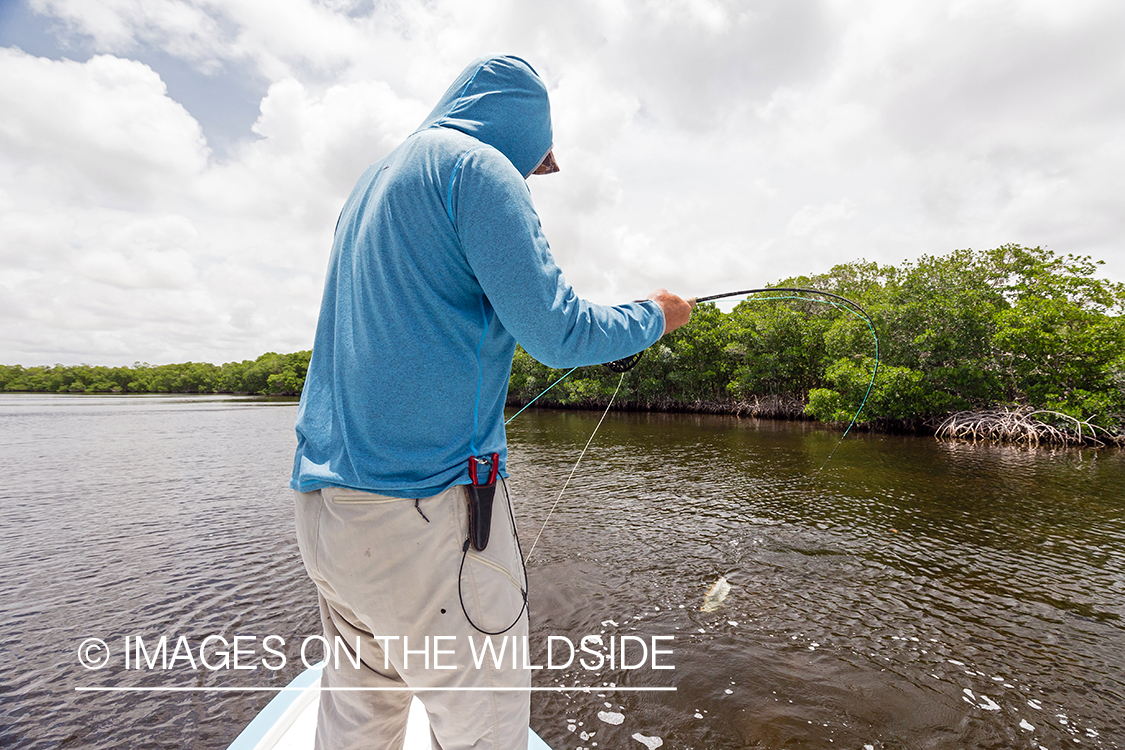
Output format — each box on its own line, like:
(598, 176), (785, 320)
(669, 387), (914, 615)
(1, 395), (1122, 749)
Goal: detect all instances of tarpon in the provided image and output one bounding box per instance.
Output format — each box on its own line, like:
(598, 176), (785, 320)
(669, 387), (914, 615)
(701, 575), (731, 612)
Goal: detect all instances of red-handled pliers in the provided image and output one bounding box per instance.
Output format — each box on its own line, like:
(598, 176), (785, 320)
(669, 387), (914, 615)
(468, 452), (499, 486)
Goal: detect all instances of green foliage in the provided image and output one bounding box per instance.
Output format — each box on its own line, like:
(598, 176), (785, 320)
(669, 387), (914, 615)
(992, 298), (1125, 423)
(507, 245), (1125, 432)
(0, 351), (311, 396)
(806, 359), (955, 423)
(724, 296), (829, 399)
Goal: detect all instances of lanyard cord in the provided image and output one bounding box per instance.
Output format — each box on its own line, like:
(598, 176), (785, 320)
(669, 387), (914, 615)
(458, 475), (529, 635)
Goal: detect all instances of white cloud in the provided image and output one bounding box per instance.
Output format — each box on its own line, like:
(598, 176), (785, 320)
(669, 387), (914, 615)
(2, 0), (1124, 366)
(0, 45), (429, 364)
(0, 50), (208, 202)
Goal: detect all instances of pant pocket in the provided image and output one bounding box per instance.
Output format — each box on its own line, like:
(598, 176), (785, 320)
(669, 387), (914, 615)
(326, 488), (402, 504)
(294, 489), (324, 579)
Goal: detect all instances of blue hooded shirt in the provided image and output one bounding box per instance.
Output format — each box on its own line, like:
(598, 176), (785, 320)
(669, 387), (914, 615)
(290, 56), (665, 497)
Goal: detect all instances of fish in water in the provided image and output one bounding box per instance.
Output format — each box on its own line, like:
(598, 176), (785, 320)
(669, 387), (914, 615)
(701, 575), (731, 612)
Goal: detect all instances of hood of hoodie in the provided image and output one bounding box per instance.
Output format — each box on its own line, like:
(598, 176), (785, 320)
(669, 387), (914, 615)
(416, 56), (553, 178)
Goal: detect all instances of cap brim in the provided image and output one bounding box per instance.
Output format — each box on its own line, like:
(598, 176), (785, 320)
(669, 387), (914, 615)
(532, 150), (559, 175)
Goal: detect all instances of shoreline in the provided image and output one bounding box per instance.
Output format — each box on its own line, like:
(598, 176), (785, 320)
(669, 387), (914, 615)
(504, 396), (1125, 448)
(0, 389), (1118, 448)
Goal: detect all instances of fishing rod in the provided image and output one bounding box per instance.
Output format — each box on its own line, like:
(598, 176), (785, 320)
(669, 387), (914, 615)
(694, 286), (875, 314)
(688, 286), (881, 474)
(515, 286), (881, 562)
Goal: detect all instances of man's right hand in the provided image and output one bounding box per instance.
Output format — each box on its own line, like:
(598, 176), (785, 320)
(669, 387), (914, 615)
(647, 289), (695, 336)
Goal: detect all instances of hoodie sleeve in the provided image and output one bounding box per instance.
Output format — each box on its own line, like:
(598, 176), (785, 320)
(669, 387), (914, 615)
(447, 145), (664, 369)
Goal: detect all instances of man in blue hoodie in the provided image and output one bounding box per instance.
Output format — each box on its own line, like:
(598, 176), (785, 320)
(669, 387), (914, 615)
(291, 56), (692, 749)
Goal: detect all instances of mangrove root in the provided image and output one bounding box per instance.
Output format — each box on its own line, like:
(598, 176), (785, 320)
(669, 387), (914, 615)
(935, 408), (1124, 447)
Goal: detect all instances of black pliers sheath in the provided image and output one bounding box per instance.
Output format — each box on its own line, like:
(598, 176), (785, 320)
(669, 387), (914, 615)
(465, 452), (499, 551)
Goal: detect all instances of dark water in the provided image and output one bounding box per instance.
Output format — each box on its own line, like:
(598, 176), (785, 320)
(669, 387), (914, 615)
(1, 395), (1123, 749)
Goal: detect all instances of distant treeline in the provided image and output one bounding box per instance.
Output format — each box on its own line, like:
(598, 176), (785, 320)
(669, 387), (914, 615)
(0, 351), (310, 396)
(3, 245), (1123, 439)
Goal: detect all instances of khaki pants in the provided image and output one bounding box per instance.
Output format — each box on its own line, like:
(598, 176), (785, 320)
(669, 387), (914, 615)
(294, 481), (530, 750)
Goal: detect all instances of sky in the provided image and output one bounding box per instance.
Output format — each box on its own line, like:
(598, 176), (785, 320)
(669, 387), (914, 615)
(1, 0), (1123, 367)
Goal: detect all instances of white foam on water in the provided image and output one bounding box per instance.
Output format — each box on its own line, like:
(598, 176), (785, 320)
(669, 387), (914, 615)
(978, 695), (1001, 711)
(597, 711), (625, 726)
(1028, 699), (1043, 710)
(962, 688), (1001, 711)
(693, 713), (703, 719)
(631, 733), (663, 749)
(1020, 719), (1035, 731)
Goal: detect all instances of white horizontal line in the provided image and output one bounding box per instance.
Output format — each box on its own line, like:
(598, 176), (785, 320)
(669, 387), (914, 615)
(75, 686), (676, 693)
